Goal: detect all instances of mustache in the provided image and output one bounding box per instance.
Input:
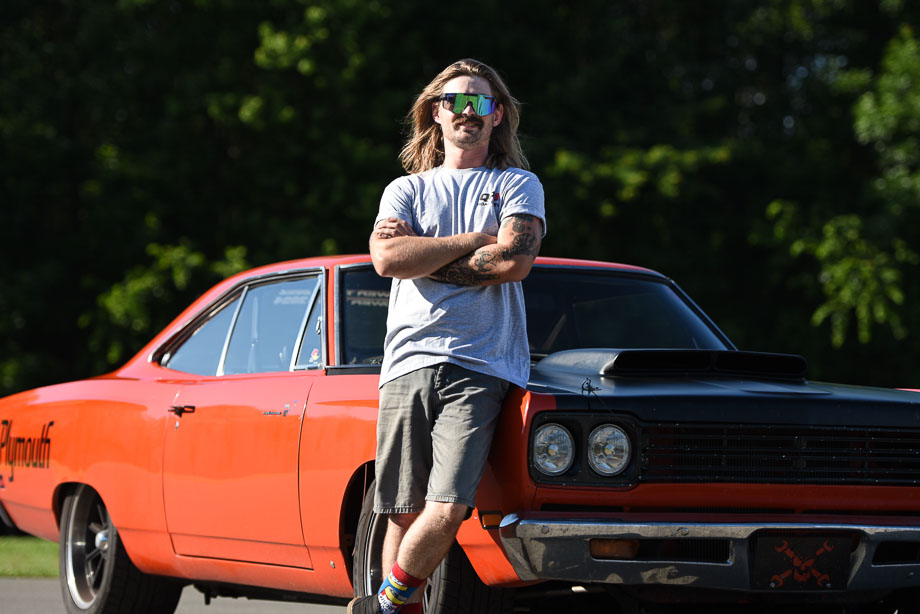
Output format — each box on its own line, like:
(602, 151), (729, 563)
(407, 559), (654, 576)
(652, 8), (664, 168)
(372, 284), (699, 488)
(453, 115), (483, 128)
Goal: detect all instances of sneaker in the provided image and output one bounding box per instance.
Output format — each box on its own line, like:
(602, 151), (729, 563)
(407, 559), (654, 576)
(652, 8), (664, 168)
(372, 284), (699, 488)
(347, 594), (382, 614)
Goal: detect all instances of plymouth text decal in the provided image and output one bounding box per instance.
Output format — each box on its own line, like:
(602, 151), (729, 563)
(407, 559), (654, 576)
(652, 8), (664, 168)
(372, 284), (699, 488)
(0, 420), (54, 481)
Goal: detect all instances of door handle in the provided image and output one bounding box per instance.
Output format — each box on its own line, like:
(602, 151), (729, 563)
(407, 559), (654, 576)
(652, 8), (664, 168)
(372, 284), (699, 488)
(168, 405), (196, 417)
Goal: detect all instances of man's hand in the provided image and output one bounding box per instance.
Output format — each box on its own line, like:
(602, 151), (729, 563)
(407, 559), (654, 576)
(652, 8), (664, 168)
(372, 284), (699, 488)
(373, 217), (417, 240)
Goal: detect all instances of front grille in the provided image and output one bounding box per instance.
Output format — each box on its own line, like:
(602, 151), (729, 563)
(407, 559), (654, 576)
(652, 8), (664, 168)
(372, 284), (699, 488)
(641, 424), (920, 485)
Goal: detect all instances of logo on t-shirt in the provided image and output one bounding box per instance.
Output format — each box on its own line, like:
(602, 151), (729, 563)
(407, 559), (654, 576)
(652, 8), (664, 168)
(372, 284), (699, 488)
(478, 191), (501, 206)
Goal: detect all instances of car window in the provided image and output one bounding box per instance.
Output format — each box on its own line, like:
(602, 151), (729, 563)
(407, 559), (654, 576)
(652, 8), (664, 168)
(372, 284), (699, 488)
(295, 283), (324, 368)
(222, 276), (319, 375)
(524, 269), (729, 358)
(164, 295), (241, 376)
(338, 267), (390, 365)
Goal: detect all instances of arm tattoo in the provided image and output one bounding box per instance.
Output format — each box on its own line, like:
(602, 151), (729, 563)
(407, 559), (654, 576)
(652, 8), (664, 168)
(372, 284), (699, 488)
(430, 248), (500, 286)
(500, 214), (541, 260)
(429, 214), (542, 286)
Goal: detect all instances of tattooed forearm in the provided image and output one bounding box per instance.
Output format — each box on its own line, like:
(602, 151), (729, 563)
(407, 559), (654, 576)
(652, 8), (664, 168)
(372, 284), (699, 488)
(429, 215), (542, 285)
(430, 250), (501, 285)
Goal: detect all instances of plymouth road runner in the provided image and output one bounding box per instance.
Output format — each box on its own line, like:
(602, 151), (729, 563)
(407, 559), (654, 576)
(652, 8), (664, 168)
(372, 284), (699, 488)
(1, 255), (918, 613)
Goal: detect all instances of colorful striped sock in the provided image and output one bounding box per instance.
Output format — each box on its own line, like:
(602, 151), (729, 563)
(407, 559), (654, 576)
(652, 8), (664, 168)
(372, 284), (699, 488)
(376, 560), (425, 614)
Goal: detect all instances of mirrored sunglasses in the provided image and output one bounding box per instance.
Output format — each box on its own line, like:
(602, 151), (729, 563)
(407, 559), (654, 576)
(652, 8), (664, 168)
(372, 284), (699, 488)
(438, 93), (496, 116)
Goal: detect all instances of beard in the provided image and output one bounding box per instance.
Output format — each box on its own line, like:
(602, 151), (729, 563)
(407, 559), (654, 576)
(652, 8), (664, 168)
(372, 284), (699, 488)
(445, 115), (489, 149)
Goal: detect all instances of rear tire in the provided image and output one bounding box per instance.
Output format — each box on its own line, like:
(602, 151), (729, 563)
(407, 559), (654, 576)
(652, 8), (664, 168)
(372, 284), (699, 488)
(353, 481), (512, 614)
(59, 485), (182, 614)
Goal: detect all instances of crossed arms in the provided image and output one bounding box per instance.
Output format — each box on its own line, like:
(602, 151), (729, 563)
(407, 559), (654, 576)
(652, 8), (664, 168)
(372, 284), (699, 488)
(369, 214), (542, 286)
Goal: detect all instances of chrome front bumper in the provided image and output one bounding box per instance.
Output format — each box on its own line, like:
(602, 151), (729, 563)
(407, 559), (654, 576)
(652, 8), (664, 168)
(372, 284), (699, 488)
(498, 514), (920, 592)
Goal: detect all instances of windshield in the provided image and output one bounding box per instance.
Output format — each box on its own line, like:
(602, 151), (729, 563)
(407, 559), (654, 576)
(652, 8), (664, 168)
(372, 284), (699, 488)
(524, 268), (730, 359)
(337, 265), (731, 366)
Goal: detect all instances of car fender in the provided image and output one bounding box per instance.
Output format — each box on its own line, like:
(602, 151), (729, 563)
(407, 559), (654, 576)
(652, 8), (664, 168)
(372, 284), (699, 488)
(456, 388), (551, 586)
(0, 377), (180, 573)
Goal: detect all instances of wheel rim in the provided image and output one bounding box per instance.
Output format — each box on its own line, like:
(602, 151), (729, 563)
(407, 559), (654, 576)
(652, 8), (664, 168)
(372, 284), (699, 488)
(422, 581), (434, 613)
(421, 550), (445, 614)
(65, 489), (112, 609)
(361, 508), (387, 596)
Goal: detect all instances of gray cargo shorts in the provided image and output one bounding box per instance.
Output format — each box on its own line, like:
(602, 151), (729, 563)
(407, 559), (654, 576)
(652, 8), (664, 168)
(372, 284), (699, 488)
(374, 363), (510, 514)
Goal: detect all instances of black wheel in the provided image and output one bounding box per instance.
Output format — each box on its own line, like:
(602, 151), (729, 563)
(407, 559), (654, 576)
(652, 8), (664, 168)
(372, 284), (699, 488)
(59, 485), (183, 614)
(353, 481), (513, 614)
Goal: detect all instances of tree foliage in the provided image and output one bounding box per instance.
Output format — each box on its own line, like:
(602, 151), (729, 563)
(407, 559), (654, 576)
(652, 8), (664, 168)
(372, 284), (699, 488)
(2, 0), (920, 395)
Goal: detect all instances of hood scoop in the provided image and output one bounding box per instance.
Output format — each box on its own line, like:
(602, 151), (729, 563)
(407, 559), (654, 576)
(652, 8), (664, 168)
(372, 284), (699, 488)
(534, 349), (807, 382)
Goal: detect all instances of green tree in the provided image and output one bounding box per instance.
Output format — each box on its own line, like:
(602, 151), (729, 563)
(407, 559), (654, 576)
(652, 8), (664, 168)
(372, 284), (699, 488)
(2, 0), (919, 396)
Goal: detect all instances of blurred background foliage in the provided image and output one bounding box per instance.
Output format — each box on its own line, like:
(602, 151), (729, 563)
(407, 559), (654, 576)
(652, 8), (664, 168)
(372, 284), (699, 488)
(2, 0), (920, 395)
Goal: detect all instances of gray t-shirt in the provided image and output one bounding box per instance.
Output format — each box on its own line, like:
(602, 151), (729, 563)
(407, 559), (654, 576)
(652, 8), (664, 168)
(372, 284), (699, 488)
(375, 165), (546, 389)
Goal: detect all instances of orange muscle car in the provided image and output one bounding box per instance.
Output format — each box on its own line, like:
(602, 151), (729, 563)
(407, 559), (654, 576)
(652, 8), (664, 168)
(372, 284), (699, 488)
(1, 255), (919, 613)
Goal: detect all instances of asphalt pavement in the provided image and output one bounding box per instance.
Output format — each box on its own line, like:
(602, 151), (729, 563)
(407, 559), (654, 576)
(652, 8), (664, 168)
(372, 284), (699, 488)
(5, 577), (888, 614)
(0, 577), (346, 614)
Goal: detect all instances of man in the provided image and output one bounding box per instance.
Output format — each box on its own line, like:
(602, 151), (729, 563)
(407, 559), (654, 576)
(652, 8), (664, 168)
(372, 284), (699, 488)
(350, 59), (545, 614)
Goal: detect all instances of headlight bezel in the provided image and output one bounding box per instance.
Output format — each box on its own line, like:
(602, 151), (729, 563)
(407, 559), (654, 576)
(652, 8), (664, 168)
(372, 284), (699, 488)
(528, 412), (638, 486)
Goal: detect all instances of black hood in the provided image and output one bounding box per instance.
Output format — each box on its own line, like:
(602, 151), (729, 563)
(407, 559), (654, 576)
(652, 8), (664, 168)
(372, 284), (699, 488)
(527, 349), (920, 428)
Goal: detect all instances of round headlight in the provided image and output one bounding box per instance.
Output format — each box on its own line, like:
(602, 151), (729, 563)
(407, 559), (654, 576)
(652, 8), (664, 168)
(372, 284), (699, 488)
(588, 425), (631, 476)
(533, 423), (574, 476)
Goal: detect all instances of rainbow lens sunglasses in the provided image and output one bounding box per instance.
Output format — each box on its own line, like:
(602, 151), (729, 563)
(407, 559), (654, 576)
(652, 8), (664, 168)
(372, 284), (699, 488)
(437, 93), (496, 116)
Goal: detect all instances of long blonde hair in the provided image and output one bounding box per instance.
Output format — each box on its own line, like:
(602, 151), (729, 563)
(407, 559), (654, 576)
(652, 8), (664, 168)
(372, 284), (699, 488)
(398, 59), (528, 174)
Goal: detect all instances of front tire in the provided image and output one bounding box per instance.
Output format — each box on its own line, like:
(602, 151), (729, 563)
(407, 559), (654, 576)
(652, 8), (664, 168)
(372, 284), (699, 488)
(353, 482), (512, 614)
(59, 485), (182, 614)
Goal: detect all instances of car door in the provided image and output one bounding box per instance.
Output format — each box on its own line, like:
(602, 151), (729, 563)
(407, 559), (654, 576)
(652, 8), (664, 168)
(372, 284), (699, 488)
(161, 272), (325, 568)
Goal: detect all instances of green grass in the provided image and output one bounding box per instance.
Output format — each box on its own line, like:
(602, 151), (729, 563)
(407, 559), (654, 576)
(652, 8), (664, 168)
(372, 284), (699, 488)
(0, 536), (59, 577)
